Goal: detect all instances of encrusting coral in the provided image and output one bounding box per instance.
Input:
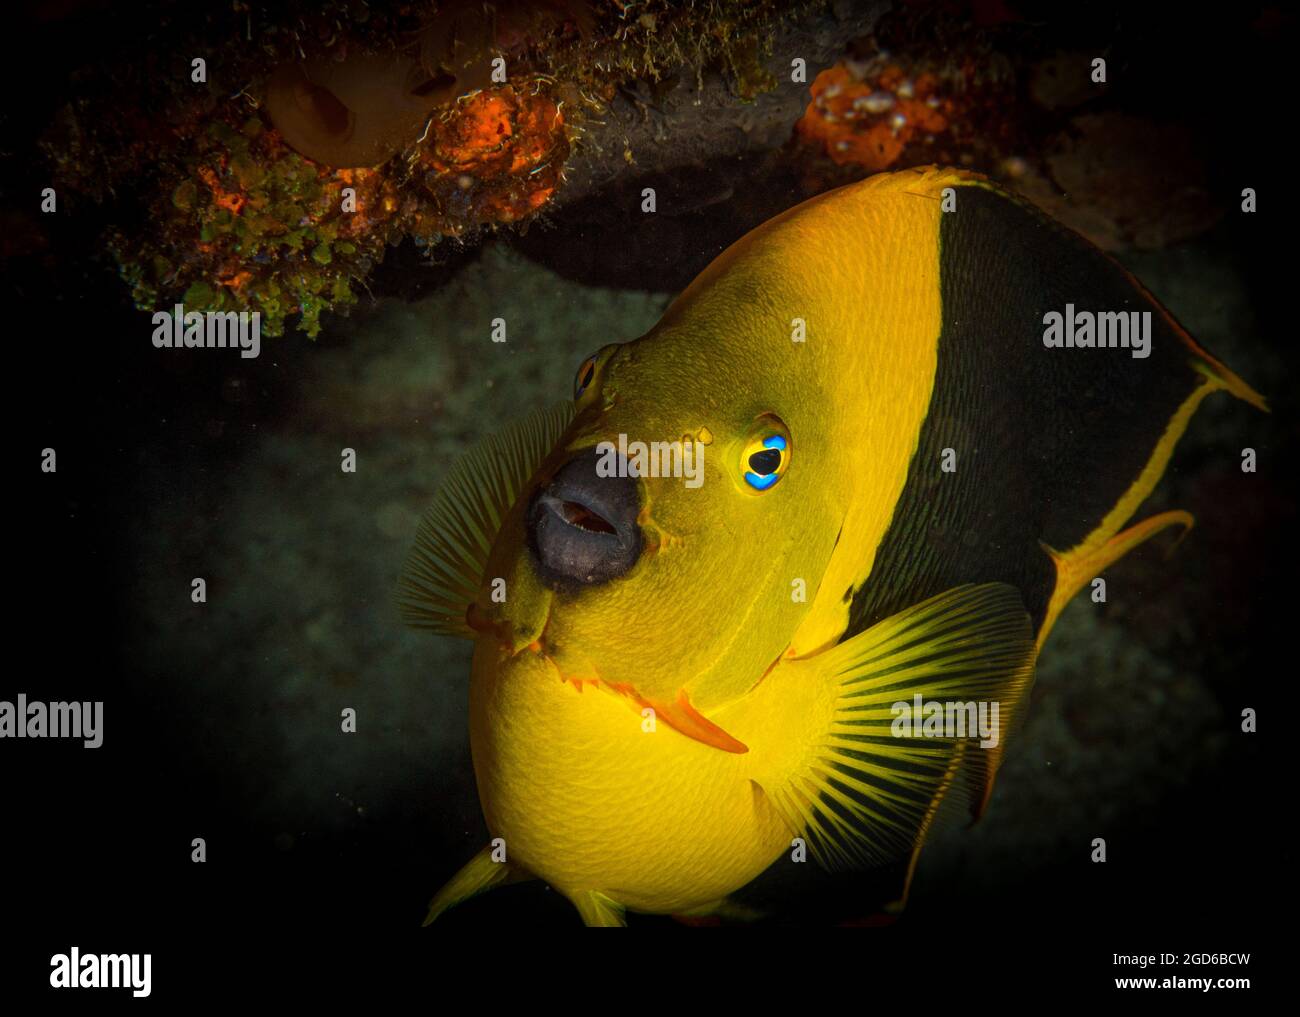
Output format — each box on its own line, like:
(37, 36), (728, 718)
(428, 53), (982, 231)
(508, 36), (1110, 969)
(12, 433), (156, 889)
(42, 0), (795, 338)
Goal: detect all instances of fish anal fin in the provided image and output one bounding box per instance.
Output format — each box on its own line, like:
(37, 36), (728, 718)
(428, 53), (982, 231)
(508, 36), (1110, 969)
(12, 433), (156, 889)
(757, 583), (1036, 873)
(399, 401), (573, 637)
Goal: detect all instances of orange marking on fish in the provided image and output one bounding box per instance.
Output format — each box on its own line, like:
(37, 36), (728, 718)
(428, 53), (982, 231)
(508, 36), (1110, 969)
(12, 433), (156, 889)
(606, 682), (749, 754)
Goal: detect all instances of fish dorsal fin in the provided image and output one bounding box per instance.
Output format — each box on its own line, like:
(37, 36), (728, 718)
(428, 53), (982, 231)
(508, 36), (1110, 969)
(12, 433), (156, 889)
(399, 401), (574, 637)
(757, 583), (1036, 872)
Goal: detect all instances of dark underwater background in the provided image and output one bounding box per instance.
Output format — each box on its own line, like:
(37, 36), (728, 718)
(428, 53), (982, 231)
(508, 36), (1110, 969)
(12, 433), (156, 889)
(4, 0), (1292, 998)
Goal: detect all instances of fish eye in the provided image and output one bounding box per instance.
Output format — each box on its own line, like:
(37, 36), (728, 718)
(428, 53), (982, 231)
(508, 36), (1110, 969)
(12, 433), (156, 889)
(742, 432), (789, 491)
(573, 355), (598, 400)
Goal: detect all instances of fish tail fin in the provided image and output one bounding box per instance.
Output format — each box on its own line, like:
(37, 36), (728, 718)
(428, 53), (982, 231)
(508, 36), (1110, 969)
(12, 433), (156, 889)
(755, 583), (1036, 885)
(1030, 344), (1259, 659)
(423, 844), (529, 926)
(1036, 509), (1196, 653)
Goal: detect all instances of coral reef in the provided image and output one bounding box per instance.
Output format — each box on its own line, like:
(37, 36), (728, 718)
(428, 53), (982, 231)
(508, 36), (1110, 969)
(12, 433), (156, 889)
(797, 63), (955, 172)
(111, 115), (400, 338)
(108, 78), (570, 338)
(39, 0), (799, 337)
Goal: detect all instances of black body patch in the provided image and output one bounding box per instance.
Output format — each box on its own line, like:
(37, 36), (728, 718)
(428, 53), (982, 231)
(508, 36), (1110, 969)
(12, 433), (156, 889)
(848, 185), (1204, 636)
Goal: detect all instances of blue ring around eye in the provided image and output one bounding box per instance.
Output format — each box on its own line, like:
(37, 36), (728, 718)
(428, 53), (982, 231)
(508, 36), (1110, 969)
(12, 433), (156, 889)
(744, 471), (780, 491)
(762, 435), (787, 451)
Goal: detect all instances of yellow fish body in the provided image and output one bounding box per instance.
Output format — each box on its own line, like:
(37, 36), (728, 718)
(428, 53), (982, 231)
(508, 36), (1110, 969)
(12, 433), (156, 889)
(402, 166), (1264, 925)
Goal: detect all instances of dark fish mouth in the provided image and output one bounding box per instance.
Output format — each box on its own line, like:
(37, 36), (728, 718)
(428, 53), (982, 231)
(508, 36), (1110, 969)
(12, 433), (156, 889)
(526, 447), (642, 589)
(545, 495), (619, 536)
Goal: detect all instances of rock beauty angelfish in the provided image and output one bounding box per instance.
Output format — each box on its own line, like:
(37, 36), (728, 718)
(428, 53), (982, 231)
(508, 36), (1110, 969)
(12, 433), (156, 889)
(400, 166), (1265, 926)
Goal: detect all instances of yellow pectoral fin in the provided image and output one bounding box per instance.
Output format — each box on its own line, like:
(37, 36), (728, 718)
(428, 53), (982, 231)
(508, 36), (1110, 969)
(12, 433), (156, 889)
(398, 401), (574, 637)
(755, 583), (1036, 874)
(1038, 509), (1195, 652)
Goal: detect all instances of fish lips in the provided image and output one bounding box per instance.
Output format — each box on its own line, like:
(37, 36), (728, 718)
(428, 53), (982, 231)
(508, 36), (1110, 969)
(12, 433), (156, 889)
(526, 448), (643, 590)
